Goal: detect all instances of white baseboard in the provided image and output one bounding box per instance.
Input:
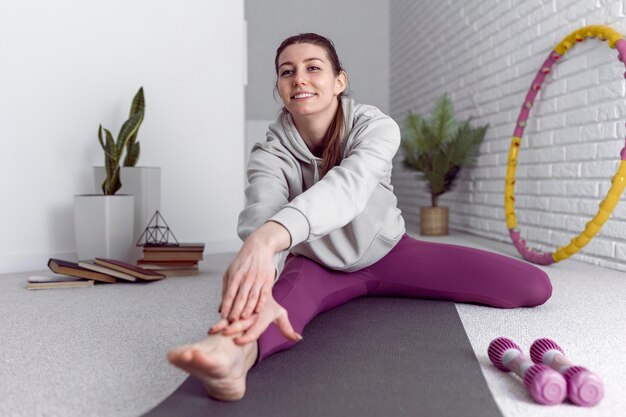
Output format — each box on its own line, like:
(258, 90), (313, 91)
(0, 251), (77, 274)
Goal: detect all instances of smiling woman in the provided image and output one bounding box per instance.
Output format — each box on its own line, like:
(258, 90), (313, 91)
(275, 34), (348, 165)
(166, 32), (554, 403)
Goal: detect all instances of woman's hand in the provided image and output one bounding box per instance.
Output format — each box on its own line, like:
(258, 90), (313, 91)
(219, 221), (291, 322)
(210, 293), (302, 345)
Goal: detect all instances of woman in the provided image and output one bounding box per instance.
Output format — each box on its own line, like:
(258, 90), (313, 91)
(167, 33), (552, 401)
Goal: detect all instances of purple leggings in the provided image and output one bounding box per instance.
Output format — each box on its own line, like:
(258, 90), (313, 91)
(256, 233), (552, 364)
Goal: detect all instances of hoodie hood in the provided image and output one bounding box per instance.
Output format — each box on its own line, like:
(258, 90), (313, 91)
(266, 96), (356, 182)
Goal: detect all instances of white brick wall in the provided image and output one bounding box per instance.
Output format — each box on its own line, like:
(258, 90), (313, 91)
(390, 0), (626, 271)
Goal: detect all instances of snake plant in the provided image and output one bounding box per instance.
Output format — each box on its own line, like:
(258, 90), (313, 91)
(123, 87), (145, 167)
(98, 87), (145, 195)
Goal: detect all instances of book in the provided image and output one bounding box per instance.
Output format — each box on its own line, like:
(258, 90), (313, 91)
(94, 258), (166, 281)
(142, 243), (205, 252)
(137, 262), (199, 271)
(140, 251), (203, 262)
(27, 275), (95, 290)
(48, 258), (116, 283)
(78, 261), (137, 282)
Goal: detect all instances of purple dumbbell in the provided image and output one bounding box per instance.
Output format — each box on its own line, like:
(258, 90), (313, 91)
(530, 338), (604, 407)
(488, 337), (566, 405)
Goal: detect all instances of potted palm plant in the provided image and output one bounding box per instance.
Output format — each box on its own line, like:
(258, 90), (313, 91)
(74, 89), (146, 262)
(92, 87), (161, 261)
(401, 94), (488, 236)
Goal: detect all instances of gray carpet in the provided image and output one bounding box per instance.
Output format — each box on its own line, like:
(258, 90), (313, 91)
(143, 297), (503, 417)
(3, 233), (625, 417)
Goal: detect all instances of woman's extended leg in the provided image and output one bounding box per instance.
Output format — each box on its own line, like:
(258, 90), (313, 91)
(168, 253), (372, 400)
(365, 234), (552, 308)
(256, 253), (372, 363)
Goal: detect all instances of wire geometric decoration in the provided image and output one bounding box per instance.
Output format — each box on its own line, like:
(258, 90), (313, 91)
(136, 210), (180, 247)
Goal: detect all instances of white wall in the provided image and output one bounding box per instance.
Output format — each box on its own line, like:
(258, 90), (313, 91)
(0, 0), (245, 273)
(390, 0), (626, 271)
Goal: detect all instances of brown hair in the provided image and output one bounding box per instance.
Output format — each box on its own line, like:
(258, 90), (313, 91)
(274, 33), (348, 176)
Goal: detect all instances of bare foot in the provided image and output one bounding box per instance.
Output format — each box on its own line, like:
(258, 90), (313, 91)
(167, 333), (258, 401)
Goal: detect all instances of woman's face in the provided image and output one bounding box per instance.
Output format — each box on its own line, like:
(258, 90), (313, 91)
(276, 43), (346, 119)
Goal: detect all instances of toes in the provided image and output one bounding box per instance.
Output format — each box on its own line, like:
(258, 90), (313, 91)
(167, 346), (194, 365)
(168, 348), (211, 376)
(166, 347), (184, 363)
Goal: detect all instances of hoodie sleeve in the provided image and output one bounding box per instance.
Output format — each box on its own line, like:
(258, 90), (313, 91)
(237, 143), (298, 278)
(237, 143), (297, 243)
(268, 109), (401, 249)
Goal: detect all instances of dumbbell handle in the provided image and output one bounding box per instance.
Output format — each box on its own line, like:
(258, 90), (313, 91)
(502, 349), (533, 377)
(540, 349), (573, 373)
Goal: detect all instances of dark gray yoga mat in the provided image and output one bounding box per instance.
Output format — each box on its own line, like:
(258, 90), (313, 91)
(143, 297), (503, 417)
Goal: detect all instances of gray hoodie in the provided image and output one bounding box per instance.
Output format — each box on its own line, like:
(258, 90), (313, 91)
(238, 97), (406, 273)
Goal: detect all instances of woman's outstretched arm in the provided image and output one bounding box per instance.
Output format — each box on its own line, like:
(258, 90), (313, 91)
(220, 221), (290, 322)
(230, 140), (298, 323)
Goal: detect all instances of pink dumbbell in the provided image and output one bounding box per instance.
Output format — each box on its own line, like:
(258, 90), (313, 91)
(488, 337), (566, 405)
(530, 338), (604, 407)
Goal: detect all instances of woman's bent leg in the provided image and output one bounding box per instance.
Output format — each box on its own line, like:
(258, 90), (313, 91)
(256, 254), (371, 363)
(366, 234), (552, 308)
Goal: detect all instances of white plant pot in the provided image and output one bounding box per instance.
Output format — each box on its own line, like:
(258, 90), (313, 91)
(74, 194), (135, 262)
(94, 167), (161, 260)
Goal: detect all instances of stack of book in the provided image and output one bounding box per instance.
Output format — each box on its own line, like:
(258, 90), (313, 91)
(37, 258), (166, 290)
(137, 243), (204, 277)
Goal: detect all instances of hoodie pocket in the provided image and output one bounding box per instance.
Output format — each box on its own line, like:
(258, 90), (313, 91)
(344, 232), (397, 272)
